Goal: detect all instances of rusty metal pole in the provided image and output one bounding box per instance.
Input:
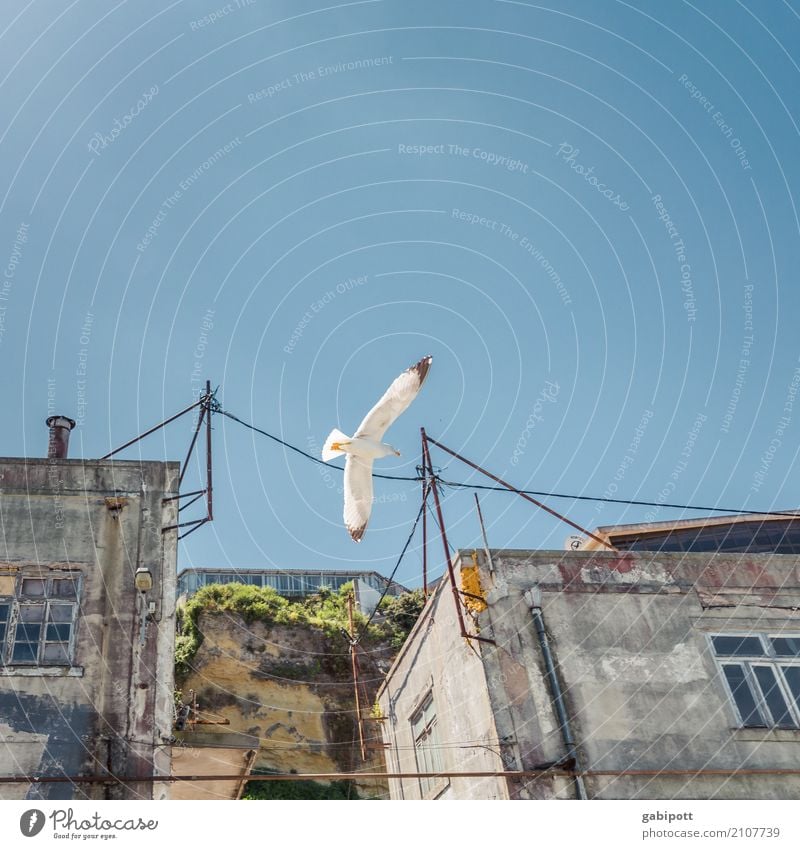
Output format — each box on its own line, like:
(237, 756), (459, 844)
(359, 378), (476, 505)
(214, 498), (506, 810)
(425, 434), (617, 551)
(101, 398), (206, 460)
(421, 428), (470, 640)
(474, 493), (496, 578)
(421, 432), (429, 598)
(205, 380), (213, 521)
(178, 404), (206, 488)
(348, 594), (366, 760)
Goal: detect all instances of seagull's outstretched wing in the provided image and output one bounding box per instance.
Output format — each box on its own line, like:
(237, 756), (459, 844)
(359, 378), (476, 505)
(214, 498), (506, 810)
(344, 455), (373, 542)
(354, 355), (433, 440)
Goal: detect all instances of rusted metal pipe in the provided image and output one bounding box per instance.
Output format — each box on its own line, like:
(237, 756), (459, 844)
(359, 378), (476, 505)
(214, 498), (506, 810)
(46, 415), (76, 459)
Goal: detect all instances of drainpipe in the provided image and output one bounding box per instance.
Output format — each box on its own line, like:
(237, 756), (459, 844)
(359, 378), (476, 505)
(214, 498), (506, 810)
(524, 588), (587, 800)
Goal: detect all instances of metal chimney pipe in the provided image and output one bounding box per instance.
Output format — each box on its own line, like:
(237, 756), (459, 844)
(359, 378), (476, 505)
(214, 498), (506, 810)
(46, 415), (76, 459)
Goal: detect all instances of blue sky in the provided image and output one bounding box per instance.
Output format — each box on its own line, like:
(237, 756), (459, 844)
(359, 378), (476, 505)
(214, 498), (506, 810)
(1, 0), (799, 587)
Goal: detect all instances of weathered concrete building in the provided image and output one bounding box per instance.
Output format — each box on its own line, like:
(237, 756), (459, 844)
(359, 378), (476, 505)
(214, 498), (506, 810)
(377, 549), (800, 800)
(0, 421), (179, 800)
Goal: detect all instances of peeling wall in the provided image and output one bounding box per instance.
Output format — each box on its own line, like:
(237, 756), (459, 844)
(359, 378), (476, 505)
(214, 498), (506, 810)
(180, 612), (390, 799)
(0, 457), (179, 800)
(380, 549), (800, 800)
(475, 549), (800, 800)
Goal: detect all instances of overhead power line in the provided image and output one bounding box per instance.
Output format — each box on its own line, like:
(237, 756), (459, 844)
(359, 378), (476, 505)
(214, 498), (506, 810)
(217, 409), (418, 482)
(216, 408), (797, 518)
(354, 482), (430, 643)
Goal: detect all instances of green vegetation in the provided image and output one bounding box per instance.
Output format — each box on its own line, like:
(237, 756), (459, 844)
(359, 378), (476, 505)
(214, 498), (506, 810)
(378, 589), (426, 648)
(243, 776), (360, 800)
(174, 582), (426, 680)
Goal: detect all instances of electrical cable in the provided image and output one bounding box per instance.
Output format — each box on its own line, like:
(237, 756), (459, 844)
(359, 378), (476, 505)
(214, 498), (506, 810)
(217, 408), (419, 482)
(215, 407), (799, 518)
(354, 483), (429, 643)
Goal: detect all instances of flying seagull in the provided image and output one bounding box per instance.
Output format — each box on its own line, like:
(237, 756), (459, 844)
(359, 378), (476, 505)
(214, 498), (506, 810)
(322, 355), (433, 542)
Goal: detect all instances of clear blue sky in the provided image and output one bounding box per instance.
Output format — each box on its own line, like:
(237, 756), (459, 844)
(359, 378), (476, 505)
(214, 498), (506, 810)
(1, 0), (799, 587)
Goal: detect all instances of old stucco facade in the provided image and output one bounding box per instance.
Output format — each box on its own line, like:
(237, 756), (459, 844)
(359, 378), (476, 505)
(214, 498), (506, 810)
(0, 457), (179, 800)
(180, 610), (391, 798)
(378, 549), (800, 800)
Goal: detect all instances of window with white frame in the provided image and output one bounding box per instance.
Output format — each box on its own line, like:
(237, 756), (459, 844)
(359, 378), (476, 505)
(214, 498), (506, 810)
(711, 634), (800, 729)
(0, 574), (80, 667)
(411, 692), (444, 796)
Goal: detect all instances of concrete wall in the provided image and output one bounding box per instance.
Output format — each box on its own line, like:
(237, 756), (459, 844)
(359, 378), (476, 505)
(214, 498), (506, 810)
(474, 549), (800, 800)
(377, 575), (509, 800)
(0, 457), (179, 800)
(179, 611), (392, 799)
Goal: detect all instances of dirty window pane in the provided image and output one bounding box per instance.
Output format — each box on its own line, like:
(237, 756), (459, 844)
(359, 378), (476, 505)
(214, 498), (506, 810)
(19, 604), (45, 622)
(753, 666), (796, 728)
(15, 623), (42, 642)
(712, 636), (764, 656)
(722, 664), (766, 727)
(21, 579), (46, 597)
(12, 613), (41, 663)
(412, 694), (444, 795)
(782, 667), (800, 710)
(771, 637), (800, 657)
(48, 604), (73, 623)
(46, 623), (71, 641)
(52, 578), (78, 599)
(12, 642), (37, 663)
(43, 643), (69, 664)
(0, 602), (8, 644)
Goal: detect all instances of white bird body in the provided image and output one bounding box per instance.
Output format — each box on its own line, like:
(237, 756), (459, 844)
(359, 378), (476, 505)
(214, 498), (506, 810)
(322, 355), (432, 541)
(322, 432), (398, 462)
